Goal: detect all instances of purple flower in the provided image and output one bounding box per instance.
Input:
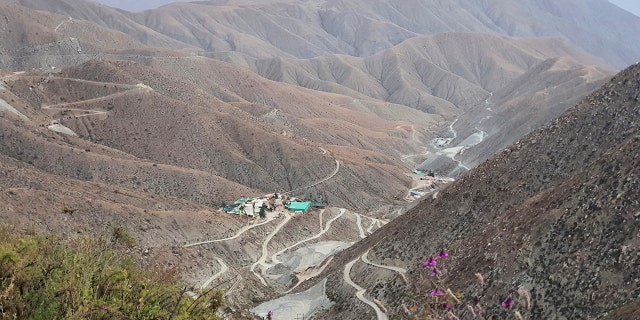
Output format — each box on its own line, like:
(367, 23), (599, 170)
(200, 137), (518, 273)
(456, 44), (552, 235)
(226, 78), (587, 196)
(438, 250), (449, 259)
(430, 289), (445, 297)
(423, 256), (437, 268)
(501, 297), (515, 309)
(430, 267), (440, 277)
(136, 303), (141, 310)
(267, 310), (273, 320)
(473, 296), (481, 305)
(442, 302), (452, 310)
(100, 306), (108, 311)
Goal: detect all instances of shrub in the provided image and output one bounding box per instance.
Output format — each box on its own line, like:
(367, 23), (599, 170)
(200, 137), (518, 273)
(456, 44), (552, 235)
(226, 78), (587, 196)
(112, 226), (136, 247)
(59, 203), (75, 214)
(0, 228), (222, 320)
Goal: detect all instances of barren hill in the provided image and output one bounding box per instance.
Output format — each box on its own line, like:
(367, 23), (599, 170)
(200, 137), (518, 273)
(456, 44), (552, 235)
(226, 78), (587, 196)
(14, 0), (638, 69)
(313, 63), (640, 319)
(141, 0), (640, 68)
(0, 3), (195, 71)
(252, 32), (611, 111)
(1, 2), (638, 317)
(249, 33), (613, 176)
(0, 56), (443, 210)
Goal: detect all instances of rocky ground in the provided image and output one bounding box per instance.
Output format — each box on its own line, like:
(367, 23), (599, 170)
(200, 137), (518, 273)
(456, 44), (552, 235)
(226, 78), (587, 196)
(305, 63), (640, 319)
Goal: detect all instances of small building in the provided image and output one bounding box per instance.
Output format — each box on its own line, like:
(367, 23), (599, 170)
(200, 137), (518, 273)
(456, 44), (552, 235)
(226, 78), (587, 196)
(288, 201), (311, 213)
(244, 203), (255, 217)
(275, 199), (284, 211)
(254, 199), (264, 211)
(225, 197), (253, 214)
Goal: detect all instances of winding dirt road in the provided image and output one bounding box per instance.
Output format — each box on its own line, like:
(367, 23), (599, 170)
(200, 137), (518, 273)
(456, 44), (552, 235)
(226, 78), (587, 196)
(41, 83), (153, 131)
(282, 159), (340, 196)
(54, 17), (72, 33)
(361, 249), (407, 284)
(271, 209), (346, 265)
(250, 213), (292, 286)
(343, 257), (389, 320)
(200, 257), (229, 289)
(183, 217), (276, 248)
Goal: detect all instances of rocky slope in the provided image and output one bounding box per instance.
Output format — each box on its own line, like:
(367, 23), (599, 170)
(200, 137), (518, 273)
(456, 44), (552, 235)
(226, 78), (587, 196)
(249, 34), (612, 154)
(312, 63), (640, 319)
(427, 56), (611, 176)
(1, 55), (442, 210)
(14, 0), (639, 69)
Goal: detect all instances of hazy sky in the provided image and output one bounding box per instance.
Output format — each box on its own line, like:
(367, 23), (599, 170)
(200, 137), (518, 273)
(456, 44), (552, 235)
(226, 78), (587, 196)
(609, 0), (640, 17)
(94, 0), (187, 12)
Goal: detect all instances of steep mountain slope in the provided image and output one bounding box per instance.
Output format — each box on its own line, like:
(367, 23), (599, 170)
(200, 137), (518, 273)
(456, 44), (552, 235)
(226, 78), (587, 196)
(252, 32), (611, 114)
(312, 63), (640, 319)
(94, 0), (187, 12)
(0, 4), (169, 70)
(139, 0), (640, 68)
(1, 55), (442, 210)
(17, 0), (637, 68)
(450, 57), (610, 170)
(249, 33), (613, 177)
(4, 0), (194, 50)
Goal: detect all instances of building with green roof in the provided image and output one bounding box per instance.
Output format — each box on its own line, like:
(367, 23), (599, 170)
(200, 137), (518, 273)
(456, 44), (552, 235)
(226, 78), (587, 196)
(287, 201), (311, 213)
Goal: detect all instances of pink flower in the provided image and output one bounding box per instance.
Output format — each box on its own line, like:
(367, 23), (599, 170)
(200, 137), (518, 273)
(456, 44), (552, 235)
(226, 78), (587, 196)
(442, 302), (452, 310)
(267, 310), (273, 320)
(423, 256), (437, 268)
(430, 289), (445, 297)
(437, 250), (449, 259)
(100, 306), (108, 311)
(431, 267), (440, 277)
(501, 297), (515, 309)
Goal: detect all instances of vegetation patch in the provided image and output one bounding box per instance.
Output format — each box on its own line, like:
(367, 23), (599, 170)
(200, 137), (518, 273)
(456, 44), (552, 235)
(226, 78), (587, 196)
(0, 228), (222, 319)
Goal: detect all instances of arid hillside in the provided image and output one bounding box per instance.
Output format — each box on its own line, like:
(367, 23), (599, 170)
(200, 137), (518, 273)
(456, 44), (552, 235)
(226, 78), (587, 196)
(0, 55), (444, 211)
(312, 63), (640, 319)
(11, 0), (640, 68)
(249, 34), (613, 171)
(1, 2), (638, 318)
(0, 4), (191, 71)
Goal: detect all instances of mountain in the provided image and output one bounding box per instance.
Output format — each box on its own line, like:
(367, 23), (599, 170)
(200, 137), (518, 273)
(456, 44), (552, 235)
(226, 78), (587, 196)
(3, 0), (196, 50)
(14, 0), (637, 69)
(93, 0), (188, 12)
(312, 63), (640, 319)
(1, 1), (637, 318)
(246, 33), (613, 178)
(0, 53), (445, 211)
(0, 3), (195, 71)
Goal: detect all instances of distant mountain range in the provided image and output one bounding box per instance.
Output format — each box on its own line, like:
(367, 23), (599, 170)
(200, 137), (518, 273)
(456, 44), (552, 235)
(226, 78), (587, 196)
(10, 0), (639, 69)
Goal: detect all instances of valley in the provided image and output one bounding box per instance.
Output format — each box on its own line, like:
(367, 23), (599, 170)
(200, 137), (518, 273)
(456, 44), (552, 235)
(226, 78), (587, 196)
(0, 1), (639, 319)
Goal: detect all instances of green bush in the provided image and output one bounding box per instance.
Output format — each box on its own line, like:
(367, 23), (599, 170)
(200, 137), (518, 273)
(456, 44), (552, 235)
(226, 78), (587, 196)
(0, 228), (221, 320)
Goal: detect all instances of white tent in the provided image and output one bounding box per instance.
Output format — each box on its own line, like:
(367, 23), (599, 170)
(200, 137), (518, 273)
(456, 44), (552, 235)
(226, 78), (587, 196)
(244, 203), (255, 217)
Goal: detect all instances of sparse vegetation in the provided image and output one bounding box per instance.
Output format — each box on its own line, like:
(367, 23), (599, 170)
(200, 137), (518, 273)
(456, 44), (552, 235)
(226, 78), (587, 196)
(0, 228), (222, 320)
(112, 226), (136, 247)
(403, 250), (531, 320)
(58, 202), (75, 214)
